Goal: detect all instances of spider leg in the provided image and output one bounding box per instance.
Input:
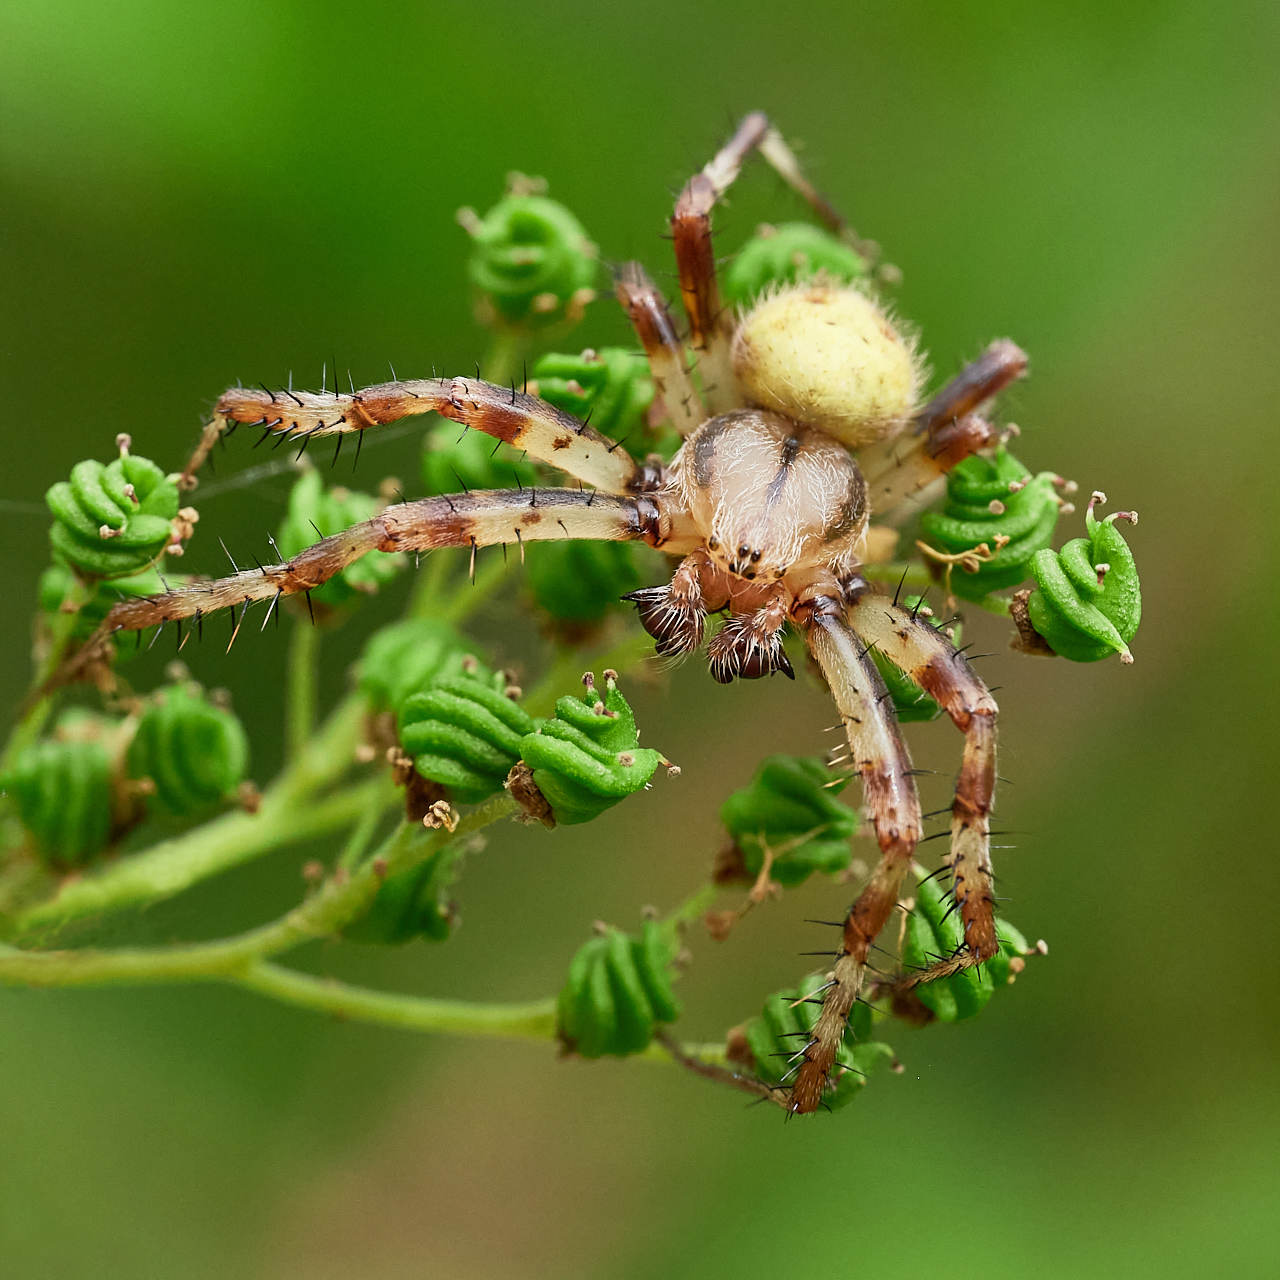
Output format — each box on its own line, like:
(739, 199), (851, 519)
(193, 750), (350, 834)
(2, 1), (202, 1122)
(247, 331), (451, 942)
(846, 592), (1000, 962)
(859, 340), (1028, 522)
(181, 376), (643, 495)
(672, 112), (851, 415)
(706, 586), (793, 682)
(789, 589), (922, 1114)
(51, 491), (699, 687)
(614, 261), (706, 436)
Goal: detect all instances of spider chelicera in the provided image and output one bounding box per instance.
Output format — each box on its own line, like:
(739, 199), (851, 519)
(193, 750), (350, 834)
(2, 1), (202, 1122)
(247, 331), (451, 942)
(77, 113), (1034, 1114)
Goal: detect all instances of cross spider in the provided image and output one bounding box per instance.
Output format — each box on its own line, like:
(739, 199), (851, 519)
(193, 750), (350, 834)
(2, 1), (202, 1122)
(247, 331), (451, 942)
(81, 113), (1031, 1114)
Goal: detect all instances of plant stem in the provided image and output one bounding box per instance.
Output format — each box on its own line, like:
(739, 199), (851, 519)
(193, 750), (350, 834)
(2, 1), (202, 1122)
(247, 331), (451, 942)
(337, 802), (385, 872)
(9, 694), (377, 937)
(237, 962), (558, 1038)
(438, 551), (511, 624)
(861, 562), (933, 594)
(410, 550), (457, 619)
(286, 617), (320, 763)
(11, 777), (394, 940)
(481, 332), (530, 387)
(1, 794), (516, 979)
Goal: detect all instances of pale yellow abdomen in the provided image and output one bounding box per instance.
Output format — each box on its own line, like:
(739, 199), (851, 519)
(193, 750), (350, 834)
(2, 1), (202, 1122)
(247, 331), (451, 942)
(731, 284), (922, 448)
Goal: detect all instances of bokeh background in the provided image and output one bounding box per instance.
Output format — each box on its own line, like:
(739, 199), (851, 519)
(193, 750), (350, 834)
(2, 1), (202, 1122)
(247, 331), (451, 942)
(2, 1), (1278, 1276)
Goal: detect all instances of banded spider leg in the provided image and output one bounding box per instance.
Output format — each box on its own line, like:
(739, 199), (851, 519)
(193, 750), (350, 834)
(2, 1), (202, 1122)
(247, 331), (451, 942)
(55, 380), (697, 683)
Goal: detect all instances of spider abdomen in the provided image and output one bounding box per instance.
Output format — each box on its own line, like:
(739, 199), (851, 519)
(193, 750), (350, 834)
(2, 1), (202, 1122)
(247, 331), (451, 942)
(673, 409), (867, 580)
(731, 283), (922, 448)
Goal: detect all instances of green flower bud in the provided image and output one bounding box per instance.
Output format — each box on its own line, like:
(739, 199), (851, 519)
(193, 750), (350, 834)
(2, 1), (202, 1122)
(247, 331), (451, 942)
(1024, 496), (1141, 663)
(342, 846), (458, 946)
(358, 618), (491, 714)
(46, 441), (181, 578)
(742, 972), (895, 1112)
(724, 222), (868, 309)
(422, 420), (538, 497)
(126, 684), (249, 815)
(901, 875), (1036, 1021)
(6, 727), (116, 865)
(530, 347), (660, 460)
(920, 448), (1063, 602)
(460, 178), (598, 333)
(556, 920), (681, 1058)
(720, 755), (856, 886)
(399, 673), (538, 805)
(868, 600), (962, 723)
(902, 873), (995, 1021)
(524, 540), (643, 623)
(519, 671), (665, 825)
(275, 470), (404, 610)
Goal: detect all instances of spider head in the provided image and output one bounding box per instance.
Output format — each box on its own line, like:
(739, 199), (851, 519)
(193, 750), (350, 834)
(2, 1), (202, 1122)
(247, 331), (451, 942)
(730, 282), (923, 449)
(675, 409), (868, 583)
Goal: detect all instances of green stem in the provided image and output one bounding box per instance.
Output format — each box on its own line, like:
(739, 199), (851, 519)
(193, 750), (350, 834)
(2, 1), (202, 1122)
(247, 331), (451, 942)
(9, 694), (376, 937)
(481, 332), (530, 387)
(237, 962), (557, 1038)
(0, 606), (82, 778)
(861, 562), (933, 593)
(438, 550), (512, 624)
(337, 801), (385, 872)
(286, 617), (321, 763)
(660, 882), (721, 934)
(1, 795), (516, 980)
(410, 550), (457, 619)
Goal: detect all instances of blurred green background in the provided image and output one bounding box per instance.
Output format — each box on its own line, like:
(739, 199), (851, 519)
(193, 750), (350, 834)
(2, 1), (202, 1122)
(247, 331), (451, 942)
(2, 0), (1278, 1275)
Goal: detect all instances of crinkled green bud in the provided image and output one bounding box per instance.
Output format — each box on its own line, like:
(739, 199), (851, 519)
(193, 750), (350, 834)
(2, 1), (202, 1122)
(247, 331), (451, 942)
(39, 560), (181, 658)
(462, 181), (598, 332)
(868, 599), (962, 723)
(343, 846), (458, 946)
(6, 719), (117, 864)
(126, 684), (249, 815)
(46, 442), (180, 578)
(399, 673), (538, 805)
(519, 671), (664, 825)
(724, 222), (868, 309)
(530, 347), (660, 460)
(902, 874), (1035, 1022)
(920, 447), (1063, 601)
(902, 872), (995, 1021)
(743, 972), (895, 1112)
(556, 920), (681, 1058)
(524, 540), (642, 623)
(422, 419), (538, 497)
(358, 618), (491, 714)
(1025, 496), (1141, 663)
(275, 470), (404, 610)
(719, 755), (856, 886)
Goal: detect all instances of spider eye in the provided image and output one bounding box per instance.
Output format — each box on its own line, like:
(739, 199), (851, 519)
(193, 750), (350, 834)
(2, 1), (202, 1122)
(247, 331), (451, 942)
(738, 545), (751, 558)
(708, 538), (719, 550)
(750, 550), (762, 562)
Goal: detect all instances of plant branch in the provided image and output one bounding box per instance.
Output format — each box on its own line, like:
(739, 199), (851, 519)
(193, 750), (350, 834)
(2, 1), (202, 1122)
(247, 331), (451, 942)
(9, 694), (379, 937)
(236, 962), (558, 1038)
(286, 616), (321, 762)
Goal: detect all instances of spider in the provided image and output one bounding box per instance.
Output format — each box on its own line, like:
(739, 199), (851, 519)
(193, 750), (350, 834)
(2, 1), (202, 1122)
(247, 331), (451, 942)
(73, 113), (1031, 1114)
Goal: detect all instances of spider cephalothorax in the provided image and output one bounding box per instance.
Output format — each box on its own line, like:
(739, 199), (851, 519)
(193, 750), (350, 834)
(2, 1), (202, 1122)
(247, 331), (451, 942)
(59, 112), (1092, 1114)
